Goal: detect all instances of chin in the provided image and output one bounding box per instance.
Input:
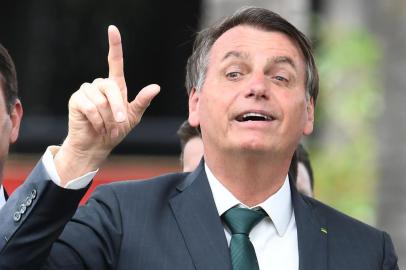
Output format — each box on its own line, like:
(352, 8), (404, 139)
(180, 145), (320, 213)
(237, 141), (270, 153)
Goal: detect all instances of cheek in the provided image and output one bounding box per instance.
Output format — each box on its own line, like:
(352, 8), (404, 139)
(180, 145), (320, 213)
(198, 92), (230, 141)
(200, 93), (222, 119)
(282, 94), (307, 120)
(0, 118), (12, 136)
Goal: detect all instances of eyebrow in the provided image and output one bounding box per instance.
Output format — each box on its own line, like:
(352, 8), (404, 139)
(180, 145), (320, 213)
(221, 51), (298, 71)
(221, 51), (249, 62)
(268, 56), (297, 70)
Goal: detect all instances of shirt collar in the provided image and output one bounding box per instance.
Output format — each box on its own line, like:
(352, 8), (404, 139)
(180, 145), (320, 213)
(205, 163), (293, 236)
(0, 185), (6, 209)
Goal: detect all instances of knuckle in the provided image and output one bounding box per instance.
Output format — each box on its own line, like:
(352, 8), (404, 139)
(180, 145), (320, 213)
(95, 98), (109, 110)
(83, 103), (97, 116)
(105, 79), (118, 90)
(92, 78), (105, 84)
(69, 91), (84, 106)
(92, 117), (104, 128)
(79, 82), (91, 91)
(133, 98), (145, 109)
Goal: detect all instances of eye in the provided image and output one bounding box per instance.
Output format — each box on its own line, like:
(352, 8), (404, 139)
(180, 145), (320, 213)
(274, 75), (287, 82)
(226, 71), (243, 80)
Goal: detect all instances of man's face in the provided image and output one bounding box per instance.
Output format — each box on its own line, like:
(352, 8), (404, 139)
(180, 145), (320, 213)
(182, 136), (204, 172)
(189, 25), (314, 158)
(0, 88), (22, 182)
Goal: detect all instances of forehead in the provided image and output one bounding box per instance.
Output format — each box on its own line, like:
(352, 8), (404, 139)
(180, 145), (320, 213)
(210, 25), (304, 64)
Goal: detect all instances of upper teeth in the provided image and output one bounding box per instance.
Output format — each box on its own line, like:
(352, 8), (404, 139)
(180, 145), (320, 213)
(241, 112), (271, 120)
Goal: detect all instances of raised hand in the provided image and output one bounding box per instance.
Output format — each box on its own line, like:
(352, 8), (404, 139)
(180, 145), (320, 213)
(54, 25), (160, 185)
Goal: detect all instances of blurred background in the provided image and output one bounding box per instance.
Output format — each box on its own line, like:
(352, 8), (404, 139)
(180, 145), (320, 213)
(1, 0), (405, 266)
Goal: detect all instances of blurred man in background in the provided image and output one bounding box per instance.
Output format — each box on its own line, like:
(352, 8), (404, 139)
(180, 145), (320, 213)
(0, 44), (23, 209)
(289, 144), (314, 197)
(177, 120), (203, 172)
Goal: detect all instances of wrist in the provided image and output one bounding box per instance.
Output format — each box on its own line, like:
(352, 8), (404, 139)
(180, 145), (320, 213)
(54, 138), (109, 186)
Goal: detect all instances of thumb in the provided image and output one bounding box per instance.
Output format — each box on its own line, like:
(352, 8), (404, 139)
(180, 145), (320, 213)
(128, 84), (160, 126)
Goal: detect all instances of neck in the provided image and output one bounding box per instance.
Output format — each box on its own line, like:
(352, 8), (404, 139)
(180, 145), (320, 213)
(205, 149), (292, 207)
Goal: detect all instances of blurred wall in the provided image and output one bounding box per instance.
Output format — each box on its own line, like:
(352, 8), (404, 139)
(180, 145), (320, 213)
(370, 0), (406, 267)
(0, 0), (201, 155)
(201, 0), (310, 34)
(312, 0), (406, 265)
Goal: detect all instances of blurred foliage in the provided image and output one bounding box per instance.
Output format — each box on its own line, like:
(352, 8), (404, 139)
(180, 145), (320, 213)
(308, 25), (383, 225)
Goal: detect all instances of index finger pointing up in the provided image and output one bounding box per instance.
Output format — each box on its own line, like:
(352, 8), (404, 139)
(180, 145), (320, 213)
(108, 25), (125, 82)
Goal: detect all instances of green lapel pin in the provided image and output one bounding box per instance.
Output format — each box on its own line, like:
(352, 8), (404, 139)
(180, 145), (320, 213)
(320, 227), (328, 234)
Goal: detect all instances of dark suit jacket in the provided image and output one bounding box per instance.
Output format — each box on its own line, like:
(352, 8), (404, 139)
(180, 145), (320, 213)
(0, 160), (399, 270)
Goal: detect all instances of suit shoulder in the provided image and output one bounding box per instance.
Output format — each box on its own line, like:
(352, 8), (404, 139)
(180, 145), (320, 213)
(301, 195), (398, 266)
(91, 172), (189, 201)
(303, 195), (384, 236)
(109, 171), (188, 188)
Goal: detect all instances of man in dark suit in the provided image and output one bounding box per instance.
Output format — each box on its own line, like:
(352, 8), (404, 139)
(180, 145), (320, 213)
(0, 7), (398, 269)
(0, 43), (23, 209)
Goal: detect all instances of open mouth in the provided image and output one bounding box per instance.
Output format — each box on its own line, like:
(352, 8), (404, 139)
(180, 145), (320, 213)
(236, 112), (274, 122)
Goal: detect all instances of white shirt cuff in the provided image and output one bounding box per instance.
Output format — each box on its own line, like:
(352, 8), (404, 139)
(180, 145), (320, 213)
(42, 146), (98, 189)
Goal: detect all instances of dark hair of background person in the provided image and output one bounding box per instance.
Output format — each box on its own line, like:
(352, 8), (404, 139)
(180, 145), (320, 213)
(185, 7), (319, 106)
(289, 144), (314, 190)
(177, 120), (201, 161)
(0, 44), (18, 113)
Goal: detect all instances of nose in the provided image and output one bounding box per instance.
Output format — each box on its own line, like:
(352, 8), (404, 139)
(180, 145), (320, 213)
(246, 73), (269, 100)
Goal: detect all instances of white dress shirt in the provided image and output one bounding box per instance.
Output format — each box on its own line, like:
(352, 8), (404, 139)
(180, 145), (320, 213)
(43, 146), (96, 189)
(205, 164), (299, 270)
(41, 147), (299, 269)
(0, 185), (6, 209)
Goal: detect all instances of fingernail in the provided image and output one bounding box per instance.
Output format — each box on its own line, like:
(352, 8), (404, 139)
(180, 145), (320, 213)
(116, 111), (125, 122)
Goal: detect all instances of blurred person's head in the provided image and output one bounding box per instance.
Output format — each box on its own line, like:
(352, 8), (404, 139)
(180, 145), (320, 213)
(177, 120), (203, 172)
(0, 44), (23, 183)
(289, 144), (314, 197)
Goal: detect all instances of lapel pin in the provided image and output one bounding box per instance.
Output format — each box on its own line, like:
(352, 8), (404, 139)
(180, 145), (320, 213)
(320, 227), (328, 234)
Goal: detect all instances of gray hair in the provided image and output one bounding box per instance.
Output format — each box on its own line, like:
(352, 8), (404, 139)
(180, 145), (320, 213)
(185, 7), (319, 104)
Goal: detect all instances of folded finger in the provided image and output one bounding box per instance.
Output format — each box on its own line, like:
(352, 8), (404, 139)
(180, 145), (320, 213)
(93, 78), (127, 123)
(73, 84), (107, 135)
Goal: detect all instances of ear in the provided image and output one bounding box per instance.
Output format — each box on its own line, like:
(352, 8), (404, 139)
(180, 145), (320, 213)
(9, 99), (23, 144)
(303, 97), (314, 136)
(188, 88), (200, 127)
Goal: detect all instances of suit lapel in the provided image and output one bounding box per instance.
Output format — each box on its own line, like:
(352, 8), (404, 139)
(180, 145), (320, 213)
(291, 182), (328, 270)
(170, 162), (232, 270)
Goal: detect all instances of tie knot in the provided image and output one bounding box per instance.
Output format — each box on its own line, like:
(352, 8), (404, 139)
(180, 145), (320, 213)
(222, 207), (267, 235)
